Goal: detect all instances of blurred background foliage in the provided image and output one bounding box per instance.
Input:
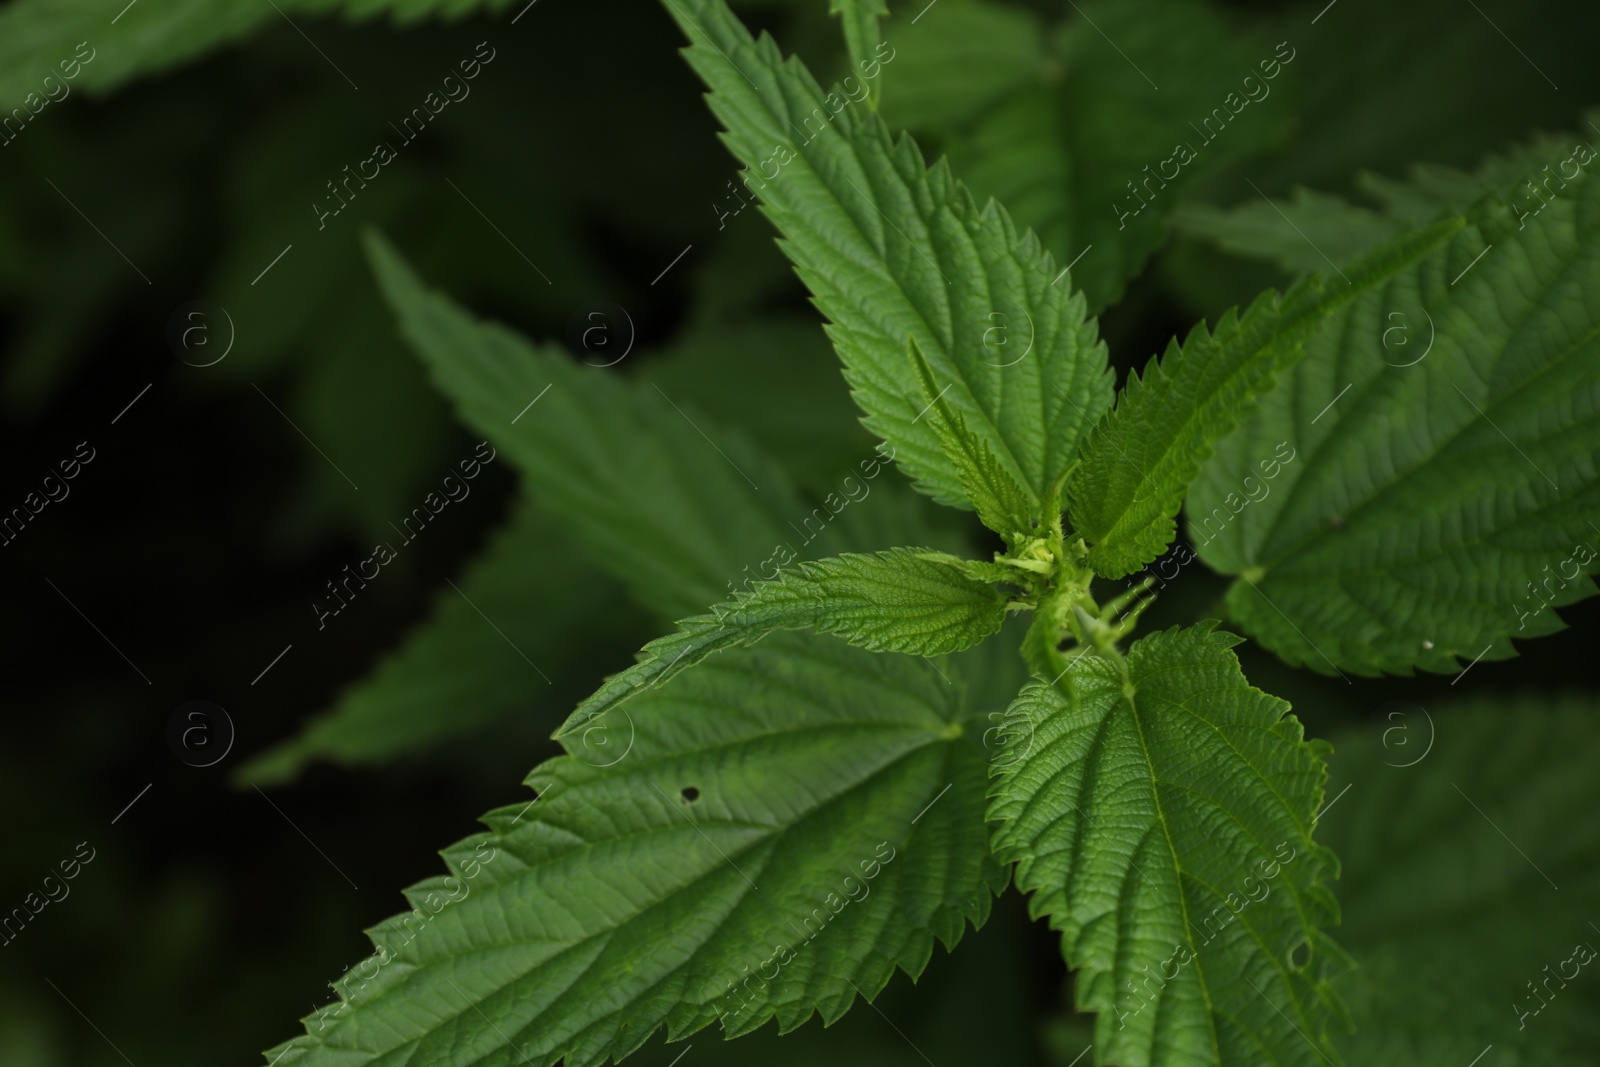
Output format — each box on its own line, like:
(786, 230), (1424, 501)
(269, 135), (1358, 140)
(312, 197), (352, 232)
(2, 0), (1599, 1063)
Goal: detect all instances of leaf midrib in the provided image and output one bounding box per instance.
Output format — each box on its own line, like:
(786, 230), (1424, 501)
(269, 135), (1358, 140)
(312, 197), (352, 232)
(1115, 665), (1227, 1066)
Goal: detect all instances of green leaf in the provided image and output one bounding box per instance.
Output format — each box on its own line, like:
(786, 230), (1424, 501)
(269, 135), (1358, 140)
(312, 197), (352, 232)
(1068, 217), (1461, 578)
(641, 317), (875, 490)
(875, 1), (1043, 131)
(906, 336), (1039, 538)
(892, 0), (1296, 311)
(0, 0), (516, 110)
(661, 0), (1114, 511)
(241, 292), (969, 784)
(564, 547), (1006, 732)
(235, 496), (630, 784)
(367, 230), (845, 619)
(263, 633), (1005, 1067)
(1244, 0), (1600, 195)
(288, 297), (460, 543)
(1192, 131), (1600, 675)
(828, 0), (888, 107)
(1174, 189), (1409, 277)
(1174, 123), (1600, 276)
(989, 623), (1344, 1066)
(1321, 696), (1600, 1064)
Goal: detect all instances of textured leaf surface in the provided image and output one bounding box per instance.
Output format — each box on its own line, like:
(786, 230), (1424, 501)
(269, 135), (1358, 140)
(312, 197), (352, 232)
(906, 336), (1039, 536)
(236, 497), (628, 784)
(1192, 135), (1600, 675)
(566, 547), (1006, 731)
(264, 633), (1007, 1066)
(1322, 696), (1600, 1065)
(1068, 218), (1460, 577)
(990, 624), (1343, 1066)
(663, 0), (1113, 510)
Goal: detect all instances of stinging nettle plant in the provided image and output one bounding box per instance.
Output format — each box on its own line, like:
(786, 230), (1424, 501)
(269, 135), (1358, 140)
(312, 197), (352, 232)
(257, 0), (1600, 1064)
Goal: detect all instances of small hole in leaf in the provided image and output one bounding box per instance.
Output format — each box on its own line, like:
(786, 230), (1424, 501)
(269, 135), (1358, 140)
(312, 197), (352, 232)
(681, 786), (700, 802)
(1287, 938), (1311, 971)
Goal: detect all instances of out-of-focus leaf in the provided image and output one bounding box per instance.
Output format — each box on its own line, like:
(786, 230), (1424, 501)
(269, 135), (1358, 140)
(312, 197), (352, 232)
(1247, 0), (1600, 194)
(367, 232), (969, 619)
(0, 0), (518, 109)
(1175, 189), (1404, 276)
(886, 0), (1295, 310)
(1176, 124), (1600, 275)
(641, 317), (873, 490)
(367, 230), (813, 618)
(235, 496), (626, 784)
(1324, 696), (1600, 1065)
(876, 1), (1043, 130)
